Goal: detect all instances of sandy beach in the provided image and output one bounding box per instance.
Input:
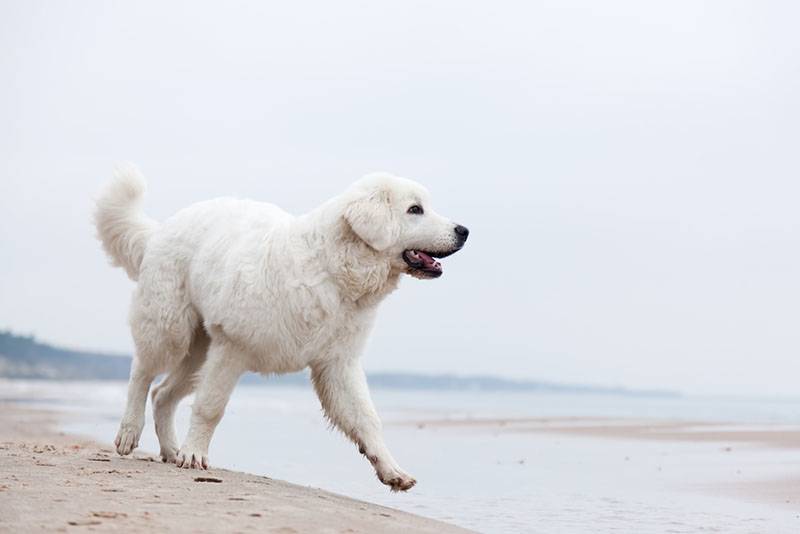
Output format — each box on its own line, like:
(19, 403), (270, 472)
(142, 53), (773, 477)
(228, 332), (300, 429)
(0, 403), (472, 533)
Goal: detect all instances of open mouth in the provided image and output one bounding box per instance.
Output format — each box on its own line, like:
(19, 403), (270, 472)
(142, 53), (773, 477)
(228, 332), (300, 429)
(402, 248), (460, 279)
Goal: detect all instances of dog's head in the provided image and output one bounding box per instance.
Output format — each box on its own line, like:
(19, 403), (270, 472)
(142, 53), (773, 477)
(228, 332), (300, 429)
(343, 173), (468, 279)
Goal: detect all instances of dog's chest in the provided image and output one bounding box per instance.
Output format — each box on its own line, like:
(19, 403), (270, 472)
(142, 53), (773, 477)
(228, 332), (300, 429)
(246, 281), (371, 373)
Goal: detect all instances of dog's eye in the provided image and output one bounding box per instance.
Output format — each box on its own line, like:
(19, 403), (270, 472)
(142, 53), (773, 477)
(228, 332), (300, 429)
(407, 205), (423, 215)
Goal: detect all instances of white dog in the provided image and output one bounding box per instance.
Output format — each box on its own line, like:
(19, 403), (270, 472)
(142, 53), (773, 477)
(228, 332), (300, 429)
(94, 165), (468, 491)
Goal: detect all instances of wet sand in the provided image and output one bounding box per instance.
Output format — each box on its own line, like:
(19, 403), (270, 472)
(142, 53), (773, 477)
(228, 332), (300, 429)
(0, 404), (472, 533)
(410, 416), (800, 509)
(412, 416), (800, 447)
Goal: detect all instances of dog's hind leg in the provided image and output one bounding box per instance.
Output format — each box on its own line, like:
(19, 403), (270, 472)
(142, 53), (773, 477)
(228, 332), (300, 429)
(114, 357), (157, 455)
(175, 337), (245, 469)
(151, 328), (210, 462)
(116, 275), (197, 456)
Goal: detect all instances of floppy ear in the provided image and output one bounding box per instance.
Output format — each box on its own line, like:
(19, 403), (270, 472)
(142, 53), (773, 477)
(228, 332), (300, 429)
(343, 190), (399, 251)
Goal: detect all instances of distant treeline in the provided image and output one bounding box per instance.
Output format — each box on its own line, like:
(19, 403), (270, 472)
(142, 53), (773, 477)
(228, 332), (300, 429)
(0, 330), (130, 380)
(0, 331), (678, 397)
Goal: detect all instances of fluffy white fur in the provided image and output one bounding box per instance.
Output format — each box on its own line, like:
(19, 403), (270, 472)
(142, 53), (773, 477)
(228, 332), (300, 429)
(94, 165), (467, 491)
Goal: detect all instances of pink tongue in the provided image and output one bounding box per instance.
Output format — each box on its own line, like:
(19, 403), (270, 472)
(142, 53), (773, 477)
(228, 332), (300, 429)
(417, 251), (442, 272)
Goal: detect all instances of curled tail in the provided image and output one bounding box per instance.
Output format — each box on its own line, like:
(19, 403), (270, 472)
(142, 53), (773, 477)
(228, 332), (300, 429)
(94, 164), (158, 281)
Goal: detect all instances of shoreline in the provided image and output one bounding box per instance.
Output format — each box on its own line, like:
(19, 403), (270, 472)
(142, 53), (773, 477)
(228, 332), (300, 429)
(4, 381), (800, 533)
(0, 403), (472, 533)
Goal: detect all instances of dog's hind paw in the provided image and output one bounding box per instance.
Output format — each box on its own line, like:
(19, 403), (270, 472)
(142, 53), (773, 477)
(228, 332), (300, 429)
(175, 448), (208, 470)
(114, 424), (141, 456)
(159, 445), (179, 463)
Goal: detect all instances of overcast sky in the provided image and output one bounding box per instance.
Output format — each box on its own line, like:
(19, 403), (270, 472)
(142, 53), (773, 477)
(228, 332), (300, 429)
(2, 1), (798, 396)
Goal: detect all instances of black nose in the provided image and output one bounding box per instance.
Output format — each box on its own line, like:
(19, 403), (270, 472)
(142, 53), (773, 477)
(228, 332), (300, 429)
(454, 224), (469, 243)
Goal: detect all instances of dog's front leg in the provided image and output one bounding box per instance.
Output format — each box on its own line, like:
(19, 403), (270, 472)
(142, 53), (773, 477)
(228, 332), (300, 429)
(311, 357), (416, 491)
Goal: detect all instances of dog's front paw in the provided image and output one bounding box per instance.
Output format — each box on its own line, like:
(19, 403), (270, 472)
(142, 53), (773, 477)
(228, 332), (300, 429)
(377, 466), (417, 492)
(175, 446), (208, 469)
